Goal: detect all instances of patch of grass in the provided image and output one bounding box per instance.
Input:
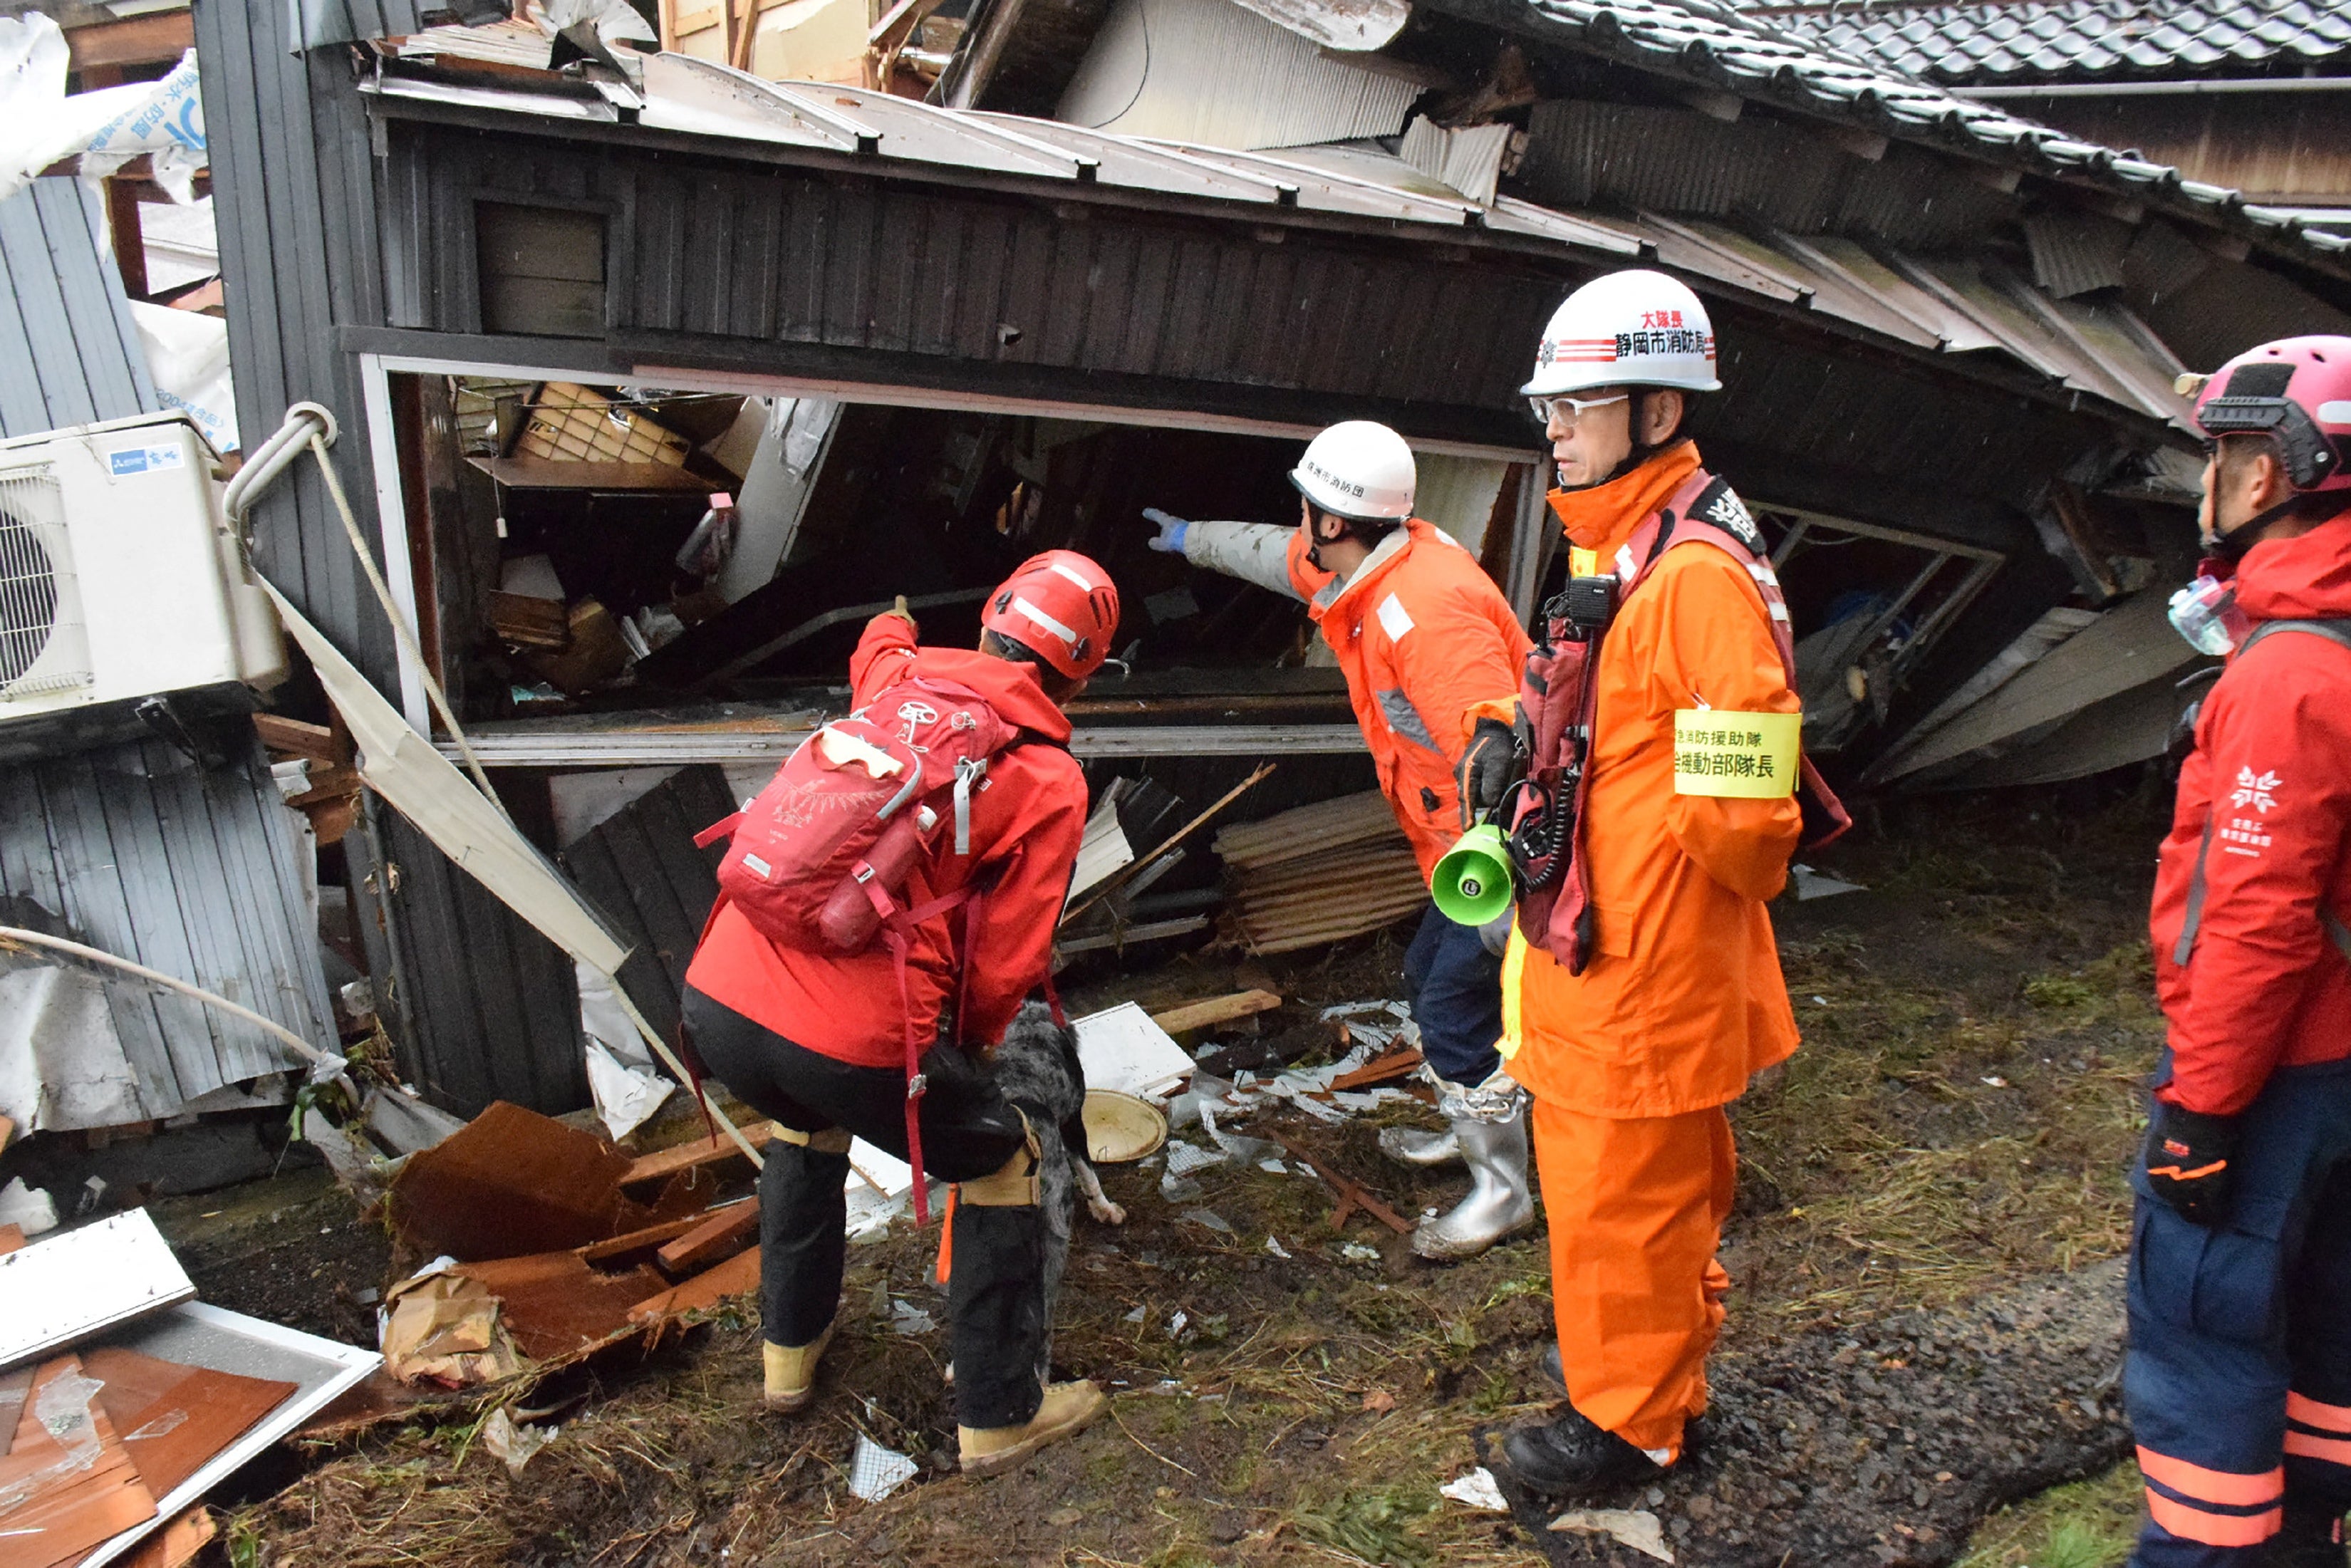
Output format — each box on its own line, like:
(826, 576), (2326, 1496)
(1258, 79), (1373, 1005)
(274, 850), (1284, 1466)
(1294, 1483), (1440, 1567)
(1958, 1461), (2143, 1568)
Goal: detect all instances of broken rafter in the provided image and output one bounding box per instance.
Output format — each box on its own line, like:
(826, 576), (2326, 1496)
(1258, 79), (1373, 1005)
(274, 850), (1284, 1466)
(1063, 762), (1274, 928)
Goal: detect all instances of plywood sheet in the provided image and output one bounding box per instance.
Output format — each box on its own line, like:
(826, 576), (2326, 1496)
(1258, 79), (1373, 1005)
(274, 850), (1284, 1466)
(80, 1346), (296, 1497)
(0, 1354), (158, 1568)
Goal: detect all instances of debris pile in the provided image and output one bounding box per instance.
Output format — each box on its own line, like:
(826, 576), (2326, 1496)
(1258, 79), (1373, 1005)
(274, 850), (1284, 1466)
(374, 1103), (779, 1385)
(0, 1210), (376, 1567)
(1215, 791), (1428, 954)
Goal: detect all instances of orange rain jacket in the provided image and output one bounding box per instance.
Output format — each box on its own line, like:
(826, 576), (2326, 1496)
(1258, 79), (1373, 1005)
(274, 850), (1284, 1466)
(1500, 444), (1805, 1118)
(1283, 519), (1534, 879)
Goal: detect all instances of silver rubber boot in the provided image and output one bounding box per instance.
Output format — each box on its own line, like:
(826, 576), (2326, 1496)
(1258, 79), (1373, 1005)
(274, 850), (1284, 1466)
(1411, 1103), (1535, 1262)
(1379, 1123), (1463, 1166)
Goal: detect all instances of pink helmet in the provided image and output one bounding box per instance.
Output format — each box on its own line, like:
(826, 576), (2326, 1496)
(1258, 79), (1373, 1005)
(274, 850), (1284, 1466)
(2190, 336), (2351, 494)
(982, 550), (1120, 680)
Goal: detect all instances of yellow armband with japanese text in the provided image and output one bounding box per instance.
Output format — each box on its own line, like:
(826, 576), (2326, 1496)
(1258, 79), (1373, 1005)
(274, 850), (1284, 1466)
(1673, 710), (1800, 798)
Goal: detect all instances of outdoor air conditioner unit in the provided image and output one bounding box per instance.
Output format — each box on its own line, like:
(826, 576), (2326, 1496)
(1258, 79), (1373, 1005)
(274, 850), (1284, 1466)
(0, 412), (286, 734)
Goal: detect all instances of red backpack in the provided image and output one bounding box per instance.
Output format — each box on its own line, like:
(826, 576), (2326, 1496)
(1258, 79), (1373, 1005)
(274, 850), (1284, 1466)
(693, 675), (1035, 1221)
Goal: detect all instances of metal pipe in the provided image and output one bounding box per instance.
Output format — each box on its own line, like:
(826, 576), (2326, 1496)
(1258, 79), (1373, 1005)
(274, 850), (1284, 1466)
(0, 925), (343, 1075)
(1953, 76), (2351, 99)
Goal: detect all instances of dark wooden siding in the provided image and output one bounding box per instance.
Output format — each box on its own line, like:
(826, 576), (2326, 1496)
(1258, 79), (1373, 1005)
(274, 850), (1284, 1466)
(559, 767), (734, 1044)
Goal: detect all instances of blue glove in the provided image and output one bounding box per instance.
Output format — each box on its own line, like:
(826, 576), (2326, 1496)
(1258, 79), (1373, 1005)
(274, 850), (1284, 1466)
(1143, 508), (1189, 554)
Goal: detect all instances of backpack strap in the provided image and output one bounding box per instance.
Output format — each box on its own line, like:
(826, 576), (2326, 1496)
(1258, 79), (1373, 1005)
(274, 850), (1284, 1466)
(2173, 617), (2351, 973)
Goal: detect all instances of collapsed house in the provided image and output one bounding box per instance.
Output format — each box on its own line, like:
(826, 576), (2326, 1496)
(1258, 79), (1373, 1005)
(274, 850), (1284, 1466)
(1, 0), (2349, 1141)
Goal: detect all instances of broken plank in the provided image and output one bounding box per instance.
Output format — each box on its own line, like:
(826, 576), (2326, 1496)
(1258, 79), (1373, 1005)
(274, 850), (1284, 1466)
(0, 1225), (21, 1255)
(621, 1121), (778, 1188)
(1270, 1132), (1413, 1236)
(655, 1199), (759, 1277)
(577, 1215), (707, 1265)
(123, 1505), (215, 1568)
(630, 1245), (762, 1324)
(251, 715), (345, 765)
(1148, 989), (1281, 1036)
(1330, 1048), (1423, 1093)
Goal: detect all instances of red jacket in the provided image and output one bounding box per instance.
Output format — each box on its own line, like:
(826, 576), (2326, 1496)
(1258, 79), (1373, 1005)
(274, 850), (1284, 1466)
(2149, 513), (2351, 1115)
(684, 616), (1087, 1067)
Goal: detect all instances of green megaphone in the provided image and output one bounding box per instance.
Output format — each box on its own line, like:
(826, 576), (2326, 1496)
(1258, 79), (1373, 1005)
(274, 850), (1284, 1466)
(1431, 822), (1514, 926)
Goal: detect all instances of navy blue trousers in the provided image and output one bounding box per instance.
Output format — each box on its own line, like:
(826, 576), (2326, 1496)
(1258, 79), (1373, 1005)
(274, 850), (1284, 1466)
(2124, 1058), (2351, 1566)
(1401, 903), (1505, 1089)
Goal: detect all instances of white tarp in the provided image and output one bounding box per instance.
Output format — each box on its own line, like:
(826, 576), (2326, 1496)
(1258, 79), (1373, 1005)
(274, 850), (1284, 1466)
(261, 580), (633, 976)
(129, 301), (237, 454)
(0, 16), (205, 204)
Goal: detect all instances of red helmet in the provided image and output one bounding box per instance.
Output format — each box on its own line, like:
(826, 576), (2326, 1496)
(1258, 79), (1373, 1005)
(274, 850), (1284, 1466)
(982, 550), (1120, 680)
(2190, 336), (2351, 494)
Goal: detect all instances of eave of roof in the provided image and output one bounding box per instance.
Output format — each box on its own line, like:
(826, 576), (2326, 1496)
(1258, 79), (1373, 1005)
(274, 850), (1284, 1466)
(358, 55), (2195, 438)
(1410, 0), (2351, 276)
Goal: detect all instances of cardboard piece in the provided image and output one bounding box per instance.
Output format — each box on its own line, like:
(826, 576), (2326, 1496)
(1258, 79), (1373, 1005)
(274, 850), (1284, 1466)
(378, 1272), (526, 1387)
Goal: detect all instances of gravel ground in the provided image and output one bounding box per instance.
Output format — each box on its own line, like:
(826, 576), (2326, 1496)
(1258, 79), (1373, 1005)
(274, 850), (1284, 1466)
(1487, 1261), (2132, 1567)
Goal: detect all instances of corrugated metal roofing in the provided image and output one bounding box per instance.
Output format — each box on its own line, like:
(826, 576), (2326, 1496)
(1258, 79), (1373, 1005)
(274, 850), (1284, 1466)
(1750, 0), (2351, 88)
(0, 735), (336, 1115)
(363, 56), (2196, 431)
(0, 178), (158, 441)
(291, 0), (507, 49)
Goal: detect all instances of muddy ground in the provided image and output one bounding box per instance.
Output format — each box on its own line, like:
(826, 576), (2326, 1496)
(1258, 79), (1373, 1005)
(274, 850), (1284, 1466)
(174, 780), (2174, 1567)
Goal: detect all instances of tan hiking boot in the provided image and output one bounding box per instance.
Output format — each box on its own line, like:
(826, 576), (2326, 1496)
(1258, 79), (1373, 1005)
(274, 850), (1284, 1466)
(762, 1324), (834, 1413)
(957, 1380), (1107, 1475)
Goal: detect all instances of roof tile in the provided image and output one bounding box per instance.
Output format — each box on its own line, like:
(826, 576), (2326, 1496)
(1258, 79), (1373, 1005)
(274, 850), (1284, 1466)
(1767, 0), (2351, 86)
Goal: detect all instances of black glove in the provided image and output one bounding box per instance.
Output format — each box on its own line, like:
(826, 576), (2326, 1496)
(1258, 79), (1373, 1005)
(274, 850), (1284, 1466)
(2142, 1101), (2241, 1227)
(1456, 715), (1523, 830)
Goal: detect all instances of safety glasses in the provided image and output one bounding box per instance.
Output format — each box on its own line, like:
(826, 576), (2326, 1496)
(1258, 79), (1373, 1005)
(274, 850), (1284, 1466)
(1527, 392), (1629, 429)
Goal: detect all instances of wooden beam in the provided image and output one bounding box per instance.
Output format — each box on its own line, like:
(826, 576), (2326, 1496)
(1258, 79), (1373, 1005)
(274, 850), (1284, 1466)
(103, 177), (147, 301)
(656, 1200), (760, 1277)
(1148, 989), (1281, 1035)
(658, 0), (678, 50)
(66, 10), (194, 73)
(622, 1121), (778, 1188)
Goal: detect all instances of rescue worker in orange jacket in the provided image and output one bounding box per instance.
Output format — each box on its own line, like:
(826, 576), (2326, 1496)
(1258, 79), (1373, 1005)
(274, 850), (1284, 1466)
(1142, 422), (1537, 1259)
(1460, 270), (1815, 1496)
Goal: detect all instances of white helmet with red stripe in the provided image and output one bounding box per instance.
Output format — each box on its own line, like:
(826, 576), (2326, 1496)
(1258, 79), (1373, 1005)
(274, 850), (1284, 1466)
(1522, 269), (1721, 398)
(982, 549), (1121, 680)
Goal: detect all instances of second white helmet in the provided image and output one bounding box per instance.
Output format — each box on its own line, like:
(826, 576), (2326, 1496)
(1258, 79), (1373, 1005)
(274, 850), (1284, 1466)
(1290, 420), (1416, 522)
(1522, 269), (1721, 399)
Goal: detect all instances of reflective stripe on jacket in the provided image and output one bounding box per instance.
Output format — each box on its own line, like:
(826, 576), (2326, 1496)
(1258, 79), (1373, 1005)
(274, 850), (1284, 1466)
(1505, 444), (1803, 1116)
(1272, 517), (1532, 879)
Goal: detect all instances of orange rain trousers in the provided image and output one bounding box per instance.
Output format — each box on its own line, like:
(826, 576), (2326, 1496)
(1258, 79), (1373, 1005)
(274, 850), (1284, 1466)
(1532, 1097), (1736, 1460)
